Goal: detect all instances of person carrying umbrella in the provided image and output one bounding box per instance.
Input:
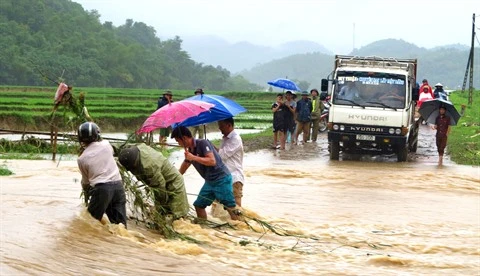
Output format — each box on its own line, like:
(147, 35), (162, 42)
(284, 91), (297, 144)
(171, 126), (241, 221)
(431, 105), (451, 166)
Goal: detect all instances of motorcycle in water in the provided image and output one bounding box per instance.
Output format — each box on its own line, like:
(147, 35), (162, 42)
(318, 98), (330, 132)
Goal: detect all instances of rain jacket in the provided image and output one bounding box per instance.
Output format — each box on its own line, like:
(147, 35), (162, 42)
(417, 91), (434, 108)
(296, 98), (312, 122)
(419, 84), (434, 98)
(310, 96), (324, 120)
(131, 144), (189, 218)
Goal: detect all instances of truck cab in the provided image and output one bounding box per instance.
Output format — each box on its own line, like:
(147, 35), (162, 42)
(321, 55), (420, 162)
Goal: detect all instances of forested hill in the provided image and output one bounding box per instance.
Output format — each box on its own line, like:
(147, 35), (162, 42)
(0, 0), (261, 91)
(240, 39), (479, 90)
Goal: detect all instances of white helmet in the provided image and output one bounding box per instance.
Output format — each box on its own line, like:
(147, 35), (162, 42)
(435, 83), (443, 87)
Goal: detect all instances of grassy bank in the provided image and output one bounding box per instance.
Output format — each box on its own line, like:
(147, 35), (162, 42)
(208, 127), (273, 153)
(0, 164), (13, 176)
(447, 91), (480, 166)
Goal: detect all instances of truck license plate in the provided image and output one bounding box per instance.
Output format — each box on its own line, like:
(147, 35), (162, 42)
(356, 134), (375, 141)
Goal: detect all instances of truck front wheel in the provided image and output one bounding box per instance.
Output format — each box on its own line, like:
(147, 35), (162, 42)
(330, 141), (340, 160)
(397, 145), (408, 162)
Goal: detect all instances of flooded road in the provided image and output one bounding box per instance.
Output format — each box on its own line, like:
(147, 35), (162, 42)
(1, 124), (479, 275)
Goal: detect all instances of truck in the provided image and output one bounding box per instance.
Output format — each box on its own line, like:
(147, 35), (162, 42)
(320, 55), (420, 162)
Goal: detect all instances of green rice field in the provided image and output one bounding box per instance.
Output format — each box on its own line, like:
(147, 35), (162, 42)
(0, 86), (277, 132)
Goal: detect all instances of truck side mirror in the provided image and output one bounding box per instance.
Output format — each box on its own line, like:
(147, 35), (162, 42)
(412, 87), (419, 101)
(321, 79), (328, 92)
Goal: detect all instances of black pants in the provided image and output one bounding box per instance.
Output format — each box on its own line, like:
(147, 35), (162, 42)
(88, 181), (127, 228)
(436, 136), (448, 156)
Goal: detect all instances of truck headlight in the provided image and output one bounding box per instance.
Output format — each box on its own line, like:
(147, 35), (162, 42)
(395, 129), (401, 135)
(389, 128), (394, 134)
(340, 125), (345, 131)
(333, 124), (339, 130)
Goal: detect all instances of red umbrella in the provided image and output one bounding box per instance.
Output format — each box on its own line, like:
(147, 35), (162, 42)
(137, 100), (214, 134)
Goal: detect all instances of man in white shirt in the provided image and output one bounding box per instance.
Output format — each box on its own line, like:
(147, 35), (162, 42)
(77, 122), (127, 227)
(217, 117), (245, 206)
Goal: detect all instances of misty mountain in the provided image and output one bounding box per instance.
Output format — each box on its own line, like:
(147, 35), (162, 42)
(182, 35), (332, 73)
(350, 39), (428, 57)
(238, 39), (478, 89)
(431, 43), (470, 51)
(239, 52), (334, 91)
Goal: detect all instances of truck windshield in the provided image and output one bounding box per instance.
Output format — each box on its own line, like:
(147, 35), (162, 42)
(333, 72), (406, 109)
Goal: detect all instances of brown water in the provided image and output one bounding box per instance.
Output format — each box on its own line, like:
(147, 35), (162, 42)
(1, 125), (479, 275)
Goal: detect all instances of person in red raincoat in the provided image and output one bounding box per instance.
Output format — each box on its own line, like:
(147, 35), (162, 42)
(419, 79), (434, 99)
(417, 86), (434, 108)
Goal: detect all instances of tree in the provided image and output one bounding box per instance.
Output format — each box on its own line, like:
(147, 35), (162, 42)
(0, 0), (262, 90)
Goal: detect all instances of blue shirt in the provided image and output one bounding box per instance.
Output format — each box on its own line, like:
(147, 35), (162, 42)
(190, 139), (230, 182)
(295, 98), (312, 122)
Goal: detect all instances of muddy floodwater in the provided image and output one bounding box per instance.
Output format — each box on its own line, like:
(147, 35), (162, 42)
(1, 125), (479, 275)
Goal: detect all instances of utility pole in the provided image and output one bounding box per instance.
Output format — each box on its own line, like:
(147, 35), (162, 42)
(353, 23), (356, 51)
(468, 13), (475, 105)
(462, 13), (475, 105)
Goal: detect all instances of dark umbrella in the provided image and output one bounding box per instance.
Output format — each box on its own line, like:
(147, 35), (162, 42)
(267, 78), (301, 91)
(418, 99), (461, 126)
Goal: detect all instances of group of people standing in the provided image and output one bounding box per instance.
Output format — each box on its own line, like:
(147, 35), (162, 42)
(77, 88), (246, 228)
(272, 89), (324, 149)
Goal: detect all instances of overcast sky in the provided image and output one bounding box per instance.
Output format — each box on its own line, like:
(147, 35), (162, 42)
(73, 0), (478, 53)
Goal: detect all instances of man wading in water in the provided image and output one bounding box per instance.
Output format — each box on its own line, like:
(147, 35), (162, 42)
(171, 126), (241, 221)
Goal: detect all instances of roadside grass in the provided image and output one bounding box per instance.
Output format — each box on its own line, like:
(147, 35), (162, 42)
(0, 137), (77, 155)
(208, 127), (273, 153)
(0, 153), (44, 160)
(448, 91), (480, 166)
(241, 128), (274, 152)
(0, 165), (13, 176)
